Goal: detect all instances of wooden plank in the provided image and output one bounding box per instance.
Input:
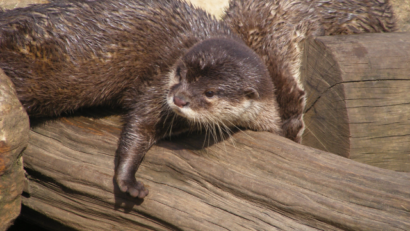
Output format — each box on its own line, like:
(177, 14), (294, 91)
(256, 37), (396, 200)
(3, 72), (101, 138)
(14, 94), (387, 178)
(18, 113), (410, 230)
(301, 32), (410, 171)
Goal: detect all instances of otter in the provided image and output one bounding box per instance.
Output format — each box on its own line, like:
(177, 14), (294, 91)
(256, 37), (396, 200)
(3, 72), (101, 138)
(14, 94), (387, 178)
(0, 0), (396, 198)
(224, 0), (396, 143)
(0, 0), (282, 198)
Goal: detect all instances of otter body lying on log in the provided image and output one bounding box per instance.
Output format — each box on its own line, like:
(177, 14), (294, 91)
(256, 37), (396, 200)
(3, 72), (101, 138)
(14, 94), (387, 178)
(0, 0), (396, 199)
(0, 0), (283, 198)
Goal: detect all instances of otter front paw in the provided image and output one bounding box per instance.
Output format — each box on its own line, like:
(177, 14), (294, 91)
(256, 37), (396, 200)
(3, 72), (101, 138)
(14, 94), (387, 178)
(116, 175), (149, 198)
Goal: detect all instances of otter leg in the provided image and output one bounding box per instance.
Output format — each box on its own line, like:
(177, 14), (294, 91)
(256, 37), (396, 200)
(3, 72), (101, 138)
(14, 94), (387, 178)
(114, 111), (159, 198)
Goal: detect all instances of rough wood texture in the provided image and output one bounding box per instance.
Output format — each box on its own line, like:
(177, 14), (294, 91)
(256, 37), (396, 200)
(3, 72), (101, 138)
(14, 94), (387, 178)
(301, 32), (410, 172)
(0, 69), (30, 231)
(18, 112), (410, 230)
(2, 0), (410, 229)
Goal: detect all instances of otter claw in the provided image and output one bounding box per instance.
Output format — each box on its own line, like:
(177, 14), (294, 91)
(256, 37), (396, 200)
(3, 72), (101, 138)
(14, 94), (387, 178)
(117, 178), (149, 198)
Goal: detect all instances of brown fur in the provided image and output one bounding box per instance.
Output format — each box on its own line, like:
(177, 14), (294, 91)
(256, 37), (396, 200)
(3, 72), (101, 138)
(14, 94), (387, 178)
(0, 0), (396, 198)
(224, 0), (396, 143)
(167, 38), (282, 135)
(0, 0), (282, 198)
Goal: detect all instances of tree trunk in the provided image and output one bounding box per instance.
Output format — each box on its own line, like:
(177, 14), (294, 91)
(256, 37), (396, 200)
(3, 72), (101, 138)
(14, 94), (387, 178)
(18, 111), (410, 230)
(301, 32), (410, 172)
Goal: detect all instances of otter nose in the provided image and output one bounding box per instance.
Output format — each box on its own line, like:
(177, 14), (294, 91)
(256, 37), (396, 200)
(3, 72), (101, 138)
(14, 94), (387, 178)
(174, 96), (189, 108)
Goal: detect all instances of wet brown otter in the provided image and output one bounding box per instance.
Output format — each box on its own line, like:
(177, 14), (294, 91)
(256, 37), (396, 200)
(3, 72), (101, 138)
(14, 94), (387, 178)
(0, 0), (396, 198)
(224, 0), (396, 142)
(0, 0), (282, 198)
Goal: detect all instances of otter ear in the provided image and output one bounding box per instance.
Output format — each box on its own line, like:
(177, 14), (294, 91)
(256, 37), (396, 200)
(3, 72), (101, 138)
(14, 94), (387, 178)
(244, 87), (259, 99)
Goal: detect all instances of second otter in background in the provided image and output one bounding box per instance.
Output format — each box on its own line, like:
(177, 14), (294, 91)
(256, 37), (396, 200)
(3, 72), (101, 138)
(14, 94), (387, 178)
(224, 0), (396, 143)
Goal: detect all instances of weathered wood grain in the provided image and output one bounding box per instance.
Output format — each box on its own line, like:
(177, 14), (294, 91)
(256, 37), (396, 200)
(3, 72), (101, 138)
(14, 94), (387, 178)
(0, 69), (30, 231)
(18, 112), (410, 230)
(2, 0), (410, 229)
(301, 32), (410, 171)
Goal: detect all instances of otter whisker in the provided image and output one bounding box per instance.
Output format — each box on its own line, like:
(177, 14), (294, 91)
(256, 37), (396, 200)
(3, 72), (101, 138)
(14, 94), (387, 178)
(215, 119), (228, 153)
(219, 119), (237, 148)
(201, 119), (210, 149)
(167, 114), (177, 138)
(162, 103), (172, 128)
(206, 115), (219, 146)
(224, 119), (255, 141)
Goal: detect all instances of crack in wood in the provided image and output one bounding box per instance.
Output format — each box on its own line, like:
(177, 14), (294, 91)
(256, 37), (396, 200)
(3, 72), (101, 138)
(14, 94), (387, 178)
(304, 79), (410, 113)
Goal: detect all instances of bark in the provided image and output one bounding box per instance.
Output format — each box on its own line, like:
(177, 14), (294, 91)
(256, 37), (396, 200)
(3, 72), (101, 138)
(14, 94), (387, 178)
(18, 112), (410, 230)
(1, 1), (410, 230)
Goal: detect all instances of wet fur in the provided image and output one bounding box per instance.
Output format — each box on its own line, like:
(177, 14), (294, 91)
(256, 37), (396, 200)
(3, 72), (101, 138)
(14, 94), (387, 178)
(0, 0), (396, 198)
(0, 0), (282, 198)
(224, 0), (396, 142)
(167, 38), (281, 134)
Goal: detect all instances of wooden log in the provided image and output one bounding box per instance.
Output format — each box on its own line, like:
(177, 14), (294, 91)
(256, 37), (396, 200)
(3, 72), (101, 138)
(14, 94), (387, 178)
(1, 0), (409, 229)
(0, 69), (30, 231)
(18, 111), (410, 230)
(301, 32), (410, 172)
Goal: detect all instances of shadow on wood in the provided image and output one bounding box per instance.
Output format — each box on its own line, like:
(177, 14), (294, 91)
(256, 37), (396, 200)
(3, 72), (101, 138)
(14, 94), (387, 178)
(19, 113), (410, 230)
(1, 0), (409, 230)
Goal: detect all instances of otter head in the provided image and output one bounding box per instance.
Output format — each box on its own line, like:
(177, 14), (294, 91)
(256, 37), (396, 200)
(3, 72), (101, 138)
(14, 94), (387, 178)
(167, 37), (278, 130)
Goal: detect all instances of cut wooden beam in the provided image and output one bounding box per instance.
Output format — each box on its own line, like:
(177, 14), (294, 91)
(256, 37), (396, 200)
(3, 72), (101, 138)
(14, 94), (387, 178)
(301, 32), (410, 172)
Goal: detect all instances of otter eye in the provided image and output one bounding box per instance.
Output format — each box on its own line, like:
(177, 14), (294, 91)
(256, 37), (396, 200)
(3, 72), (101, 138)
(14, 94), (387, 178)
(205, 91), (214, 98)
